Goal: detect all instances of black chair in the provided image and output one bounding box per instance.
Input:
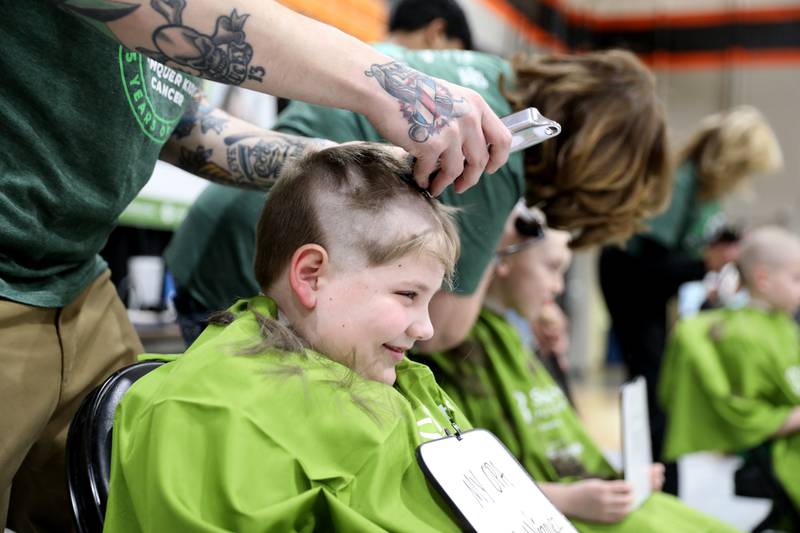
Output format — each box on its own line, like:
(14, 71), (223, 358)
(734, 444), (799, 533)
(66, 360), (166, 533)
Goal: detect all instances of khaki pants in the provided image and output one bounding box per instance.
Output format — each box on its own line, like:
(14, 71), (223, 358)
(0, 271), (142, 532)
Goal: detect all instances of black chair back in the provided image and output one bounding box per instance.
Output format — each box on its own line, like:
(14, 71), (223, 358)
(66, 360), (165, 533)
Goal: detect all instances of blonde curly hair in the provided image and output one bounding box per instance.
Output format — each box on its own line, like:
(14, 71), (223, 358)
(680, 105), (783, 201)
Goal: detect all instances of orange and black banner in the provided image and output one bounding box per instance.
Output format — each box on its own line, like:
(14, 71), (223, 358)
(482, 0), (800, 68)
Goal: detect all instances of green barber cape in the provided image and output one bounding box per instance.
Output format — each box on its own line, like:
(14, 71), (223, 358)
(418, 308), (740, 532)
(104, 296), (471, 532)
(661, 307), (800, 510)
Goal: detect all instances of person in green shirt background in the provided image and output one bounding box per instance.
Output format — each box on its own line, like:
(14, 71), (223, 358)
(166, 46), (672, 350)
(661, 226), (800, 527)
(419, 204), (740, 532)
(105, 144), (475, 532)
(598, 106), (784, 494)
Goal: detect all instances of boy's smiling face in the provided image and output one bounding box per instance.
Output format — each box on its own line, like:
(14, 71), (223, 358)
(311, 252), (444, 385)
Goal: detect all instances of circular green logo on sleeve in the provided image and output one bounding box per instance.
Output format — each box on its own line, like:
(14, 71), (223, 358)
(118, 46), (199, 143)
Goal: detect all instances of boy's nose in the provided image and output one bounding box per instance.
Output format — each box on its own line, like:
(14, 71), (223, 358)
(409, 313), (435, 341)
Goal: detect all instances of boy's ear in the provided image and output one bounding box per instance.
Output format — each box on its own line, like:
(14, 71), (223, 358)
(288, 244), (329, 310)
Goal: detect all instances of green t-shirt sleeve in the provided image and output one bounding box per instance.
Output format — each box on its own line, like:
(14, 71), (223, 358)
(165, 185), (265, 311)
(640, 162), (696, 250)
(439, 154), (523, 294)
(274, 101), (381, 142)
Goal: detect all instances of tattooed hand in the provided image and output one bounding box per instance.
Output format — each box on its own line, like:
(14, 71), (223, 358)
(364, 61), (511, 196)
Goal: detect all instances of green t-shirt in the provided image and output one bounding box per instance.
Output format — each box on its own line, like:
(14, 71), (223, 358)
(661, 307), (800, 510)
(419, 308), (739, 532)
(166, 184), (266, 310)
(165, 43), (524, 311)
(104, 295), (471, 532)
(0, 2), (198, 307)
(626, 162), (723, 258)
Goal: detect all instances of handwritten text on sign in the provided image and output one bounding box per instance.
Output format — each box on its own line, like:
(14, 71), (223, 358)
(417, 429), (578, 533)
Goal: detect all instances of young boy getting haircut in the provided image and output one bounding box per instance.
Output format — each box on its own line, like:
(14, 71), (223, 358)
(419, 206), (740, 532)
(103, 144), (470, 532)
(662, 226), (800, 518)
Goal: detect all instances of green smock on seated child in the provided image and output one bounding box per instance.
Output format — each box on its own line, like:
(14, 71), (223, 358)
(418, 219), (739, 532)
(662, 309), (800, 511)
(104, 296), (469, 532)
(661, 225), (800, 512)
(420, 308), (739, 532)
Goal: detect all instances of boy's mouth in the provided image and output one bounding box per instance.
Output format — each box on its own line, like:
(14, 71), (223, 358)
(382, 344), (407, 362)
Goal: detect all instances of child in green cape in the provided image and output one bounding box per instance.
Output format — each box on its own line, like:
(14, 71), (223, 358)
(662, 226), (800, 516)
(103, 144), (472, 532)
(419, 204), (740, 532)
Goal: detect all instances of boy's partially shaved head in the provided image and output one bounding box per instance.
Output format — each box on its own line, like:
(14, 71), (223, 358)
(254, 143), (459, 292)
(737, 225), (800, 286)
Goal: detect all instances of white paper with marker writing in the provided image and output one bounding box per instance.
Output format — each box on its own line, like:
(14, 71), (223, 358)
(620, 376), (653, 509)
(417, 428), (578, 533)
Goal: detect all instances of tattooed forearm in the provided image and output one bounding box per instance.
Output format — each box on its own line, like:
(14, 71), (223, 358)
(225, 135), (308, 185)
(365, 61), (469, 143)
(178, 145), (236, 183)
(55, 0), (266, 85)
(174, 135), (312, 190)
(173, 97), (229, 139)
(139, 1), (265, 85)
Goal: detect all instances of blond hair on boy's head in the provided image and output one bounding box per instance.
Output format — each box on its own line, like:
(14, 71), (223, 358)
(503, 49), (671, 248)
(737, 225), (800, 288)
(681, 105), (783, 201)
(254, 143), (460, 292)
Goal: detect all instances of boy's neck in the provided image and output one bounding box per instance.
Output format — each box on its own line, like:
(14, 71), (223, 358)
(265, 288), (304, 331)
(276, 307), (291, 327)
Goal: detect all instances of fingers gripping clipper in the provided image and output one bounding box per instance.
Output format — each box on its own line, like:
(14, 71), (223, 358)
(403, 107), (561, 194)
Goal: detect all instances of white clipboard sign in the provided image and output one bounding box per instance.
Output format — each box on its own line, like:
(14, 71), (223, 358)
(417, 428), (578, 533)
(620, 376), (653, 509)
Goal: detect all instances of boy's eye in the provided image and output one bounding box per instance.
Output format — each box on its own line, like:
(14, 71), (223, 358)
(396, 291), (418, 301)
